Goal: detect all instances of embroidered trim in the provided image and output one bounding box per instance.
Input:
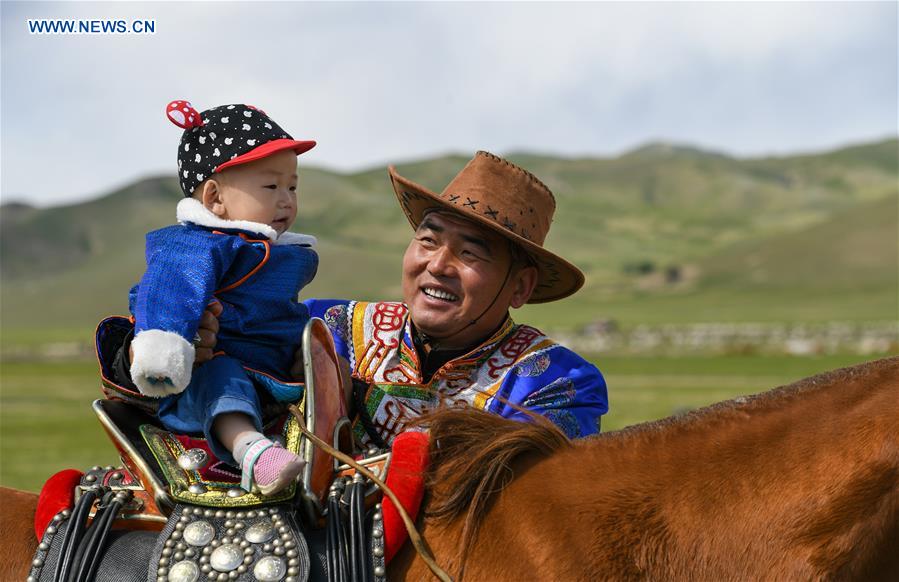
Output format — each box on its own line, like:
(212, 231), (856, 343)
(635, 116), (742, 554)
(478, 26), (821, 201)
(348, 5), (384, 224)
(475, 339), (556, 410)
(349, 300), (366, 375)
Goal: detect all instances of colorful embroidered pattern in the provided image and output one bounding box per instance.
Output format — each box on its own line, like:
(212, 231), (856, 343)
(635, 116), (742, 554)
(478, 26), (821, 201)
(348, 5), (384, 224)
(324, 304), (348, 342)
(338, 301), (608, 445)
(514, 353), (551, 377)
(522, 377), (576, 408)
(544, 409), (582, 439)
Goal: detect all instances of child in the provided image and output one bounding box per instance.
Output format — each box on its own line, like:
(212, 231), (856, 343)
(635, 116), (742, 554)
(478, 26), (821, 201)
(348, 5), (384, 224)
(128, 100), (317, 495)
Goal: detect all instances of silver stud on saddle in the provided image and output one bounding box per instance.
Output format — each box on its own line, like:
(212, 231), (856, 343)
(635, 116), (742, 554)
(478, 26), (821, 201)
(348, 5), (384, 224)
(177, 448), (209, 471)
(153, 504), (308, 582)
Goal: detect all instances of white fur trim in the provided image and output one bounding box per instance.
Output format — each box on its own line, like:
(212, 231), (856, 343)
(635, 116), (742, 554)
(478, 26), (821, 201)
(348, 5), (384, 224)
(275, 232), (316, 247)
(177, 198), (278, 241)
(176, 198), (316, 246)
(130, 329), (195, 397)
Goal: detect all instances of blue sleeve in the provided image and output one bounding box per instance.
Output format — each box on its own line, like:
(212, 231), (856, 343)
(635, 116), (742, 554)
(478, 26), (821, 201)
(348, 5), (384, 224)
(132, 226), (237, 342)
(303, 298), (352, 362)
(488, 346), (609, 439)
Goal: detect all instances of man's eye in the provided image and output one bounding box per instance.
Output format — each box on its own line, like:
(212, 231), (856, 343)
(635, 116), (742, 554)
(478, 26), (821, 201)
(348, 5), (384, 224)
(461, 248), (486, 261)
(289, 186), (297, 192)
(264, 184), (277, 189)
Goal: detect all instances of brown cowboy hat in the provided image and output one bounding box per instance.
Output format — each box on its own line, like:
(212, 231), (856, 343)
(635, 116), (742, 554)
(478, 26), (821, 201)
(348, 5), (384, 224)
(388, 151), (585, 303)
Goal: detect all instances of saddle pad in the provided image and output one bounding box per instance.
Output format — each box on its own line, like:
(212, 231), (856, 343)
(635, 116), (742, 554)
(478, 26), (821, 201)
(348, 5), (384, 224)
(29, 516), (159, 582)
(140, 413), (302, 507)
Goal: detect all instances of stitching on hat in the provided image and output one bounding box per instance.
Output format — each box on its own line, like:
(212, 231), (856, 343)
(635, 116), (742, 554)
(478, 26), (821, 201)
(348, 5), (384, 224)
(475, 150), (556, 210)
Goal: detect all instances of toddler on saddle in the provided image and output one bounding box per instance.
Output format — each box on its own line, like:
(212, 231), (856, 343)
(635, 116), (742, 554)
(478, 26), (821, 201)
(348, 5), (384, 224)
(128, 100), (317, 496)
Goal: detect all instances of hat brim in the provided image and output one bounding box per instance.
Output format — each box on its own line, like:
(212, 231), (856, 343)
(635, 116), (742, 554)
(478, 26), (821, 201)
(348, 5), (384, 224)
(388, 166), (585, 304)
(214, 138), (316, 173)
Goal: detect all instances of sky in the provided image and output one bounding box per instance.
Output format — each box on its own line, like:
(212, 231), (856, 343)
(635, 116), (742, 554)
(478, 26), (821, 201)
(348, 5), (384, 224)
(1, 1), (896, 207)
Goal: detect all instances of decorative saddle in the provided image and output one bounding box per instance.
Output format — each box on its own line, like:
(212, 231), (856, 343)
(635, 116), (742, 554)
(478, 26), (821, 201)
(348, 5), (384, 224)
(28, 318), (404, 582)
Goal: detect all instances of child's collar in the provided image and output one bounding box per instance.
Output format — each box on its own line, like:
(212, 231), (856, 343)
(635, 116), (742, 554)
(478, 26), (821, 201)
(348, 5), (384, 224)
(175, 198), (316, 246)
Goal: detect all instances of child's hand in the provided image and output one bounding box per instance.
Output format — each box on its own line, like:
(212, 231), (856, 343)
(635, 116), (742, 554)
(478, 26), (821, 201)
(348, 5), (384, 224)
(194, 300), (223, 365)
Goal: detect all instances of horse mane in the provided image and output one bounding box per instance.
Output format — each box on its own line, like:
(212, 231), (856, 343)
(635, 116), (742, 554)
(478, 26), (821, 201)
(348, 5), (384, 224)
(417, 406), (571, 559)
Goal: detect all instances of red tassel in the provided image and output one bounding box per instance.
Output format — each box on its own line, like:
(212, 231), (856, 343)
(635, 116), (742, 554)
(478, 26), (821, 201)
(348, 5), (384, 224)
(34, 469), (83, 539)
(381, 431), (430, 564)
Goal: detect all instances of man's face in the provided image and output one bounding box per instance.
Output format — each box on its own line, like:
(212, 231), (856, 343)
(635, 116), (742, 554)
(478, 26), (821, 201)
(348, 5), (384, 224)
(402, 211), (537, 349)
(206, 150), (299, 235)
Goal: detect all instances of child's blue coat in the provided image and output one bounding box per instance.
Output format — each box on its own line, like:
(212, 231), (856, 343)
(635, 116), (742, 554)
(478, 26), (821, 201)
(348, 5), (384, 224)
(130, 223), (317, 378)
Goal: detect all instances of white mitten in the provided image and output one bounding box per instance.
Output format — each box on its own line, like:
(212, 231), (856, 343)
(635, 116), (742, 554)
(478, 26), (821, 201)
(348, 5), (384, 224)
(130, 329), (195, 397)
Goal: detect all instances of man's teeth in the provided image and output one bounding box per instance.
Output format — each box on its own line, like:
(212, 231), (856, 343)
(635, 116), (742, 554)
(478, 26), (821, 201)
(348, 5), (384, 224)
(423, 287), (459, 301)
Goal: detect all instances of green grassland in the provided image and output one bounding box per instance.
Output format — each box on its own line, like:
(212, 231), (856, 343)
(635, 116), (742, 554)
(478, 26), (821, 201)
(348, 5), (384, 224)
(0, 353), (886, 492)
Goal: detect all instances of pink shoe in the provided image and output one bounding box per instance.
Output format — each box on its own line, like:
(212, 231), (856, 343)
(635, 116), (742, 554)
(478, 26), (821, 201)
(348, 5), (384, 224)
(240, 439), (305, 496)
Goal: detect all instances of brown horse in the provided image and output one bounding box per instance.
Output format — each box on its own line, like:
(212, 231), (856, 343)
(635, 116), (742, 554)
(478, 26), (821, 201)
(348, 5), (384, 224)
(3, 357), (898, 580)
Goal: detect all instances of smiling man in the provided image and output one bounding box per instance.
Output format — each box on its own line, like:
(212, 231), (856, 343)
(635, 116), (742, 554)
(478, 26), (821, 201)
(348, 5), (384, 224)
(304, 151), (609, 444)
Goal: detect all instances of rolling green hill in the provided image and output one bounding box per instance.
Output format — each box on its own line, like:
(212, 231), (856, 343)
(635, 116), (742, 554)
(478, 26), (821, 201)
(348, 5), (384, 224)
(552, 194), (897, 327)
(2, 139), (896, 347)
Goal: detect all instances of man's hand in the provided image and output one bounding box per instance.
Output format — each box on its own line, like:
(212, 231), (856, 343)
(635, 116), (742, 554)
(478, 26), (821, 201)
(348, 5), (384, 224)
(194, 301), (223, 365)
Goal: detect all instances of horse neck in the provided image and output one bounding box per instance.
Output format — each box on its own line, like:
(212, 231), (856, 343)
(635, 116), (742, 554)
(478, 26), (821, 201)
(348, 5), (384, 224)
(425, 358), (899, 581)
(536, 357), (899, 578)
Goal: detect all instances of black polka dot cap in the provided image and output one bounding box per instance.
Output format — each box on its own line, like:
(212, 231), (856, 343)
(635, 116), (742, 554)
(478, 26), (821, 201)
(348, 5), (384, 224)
(166, 100), (316, 197)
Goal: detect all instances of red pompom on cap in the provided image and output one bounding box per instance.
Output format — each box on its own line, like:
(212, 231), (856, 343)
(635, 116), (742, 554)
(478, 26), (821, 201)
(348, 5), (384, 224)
(166, 100), (204, 129)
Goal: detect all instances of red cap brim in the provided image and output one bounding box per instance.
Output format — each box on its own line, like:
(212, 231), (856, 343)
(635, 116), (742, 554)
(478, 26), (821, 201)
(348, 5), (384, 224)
(214, 138), (316, 173)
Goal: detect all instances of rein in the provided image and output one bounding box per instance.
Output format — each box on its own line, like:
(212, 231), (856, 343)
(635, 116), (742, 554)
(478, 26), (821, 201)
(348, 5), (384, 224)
(287, 405), (453, 582)
(49, 486), (133, 582)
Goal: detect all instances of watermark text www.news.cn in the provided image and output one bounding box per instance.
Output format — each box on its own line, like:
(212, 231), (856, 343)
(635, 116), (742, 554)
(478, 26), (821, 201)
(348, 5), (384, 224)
(28, 19), (156, 35)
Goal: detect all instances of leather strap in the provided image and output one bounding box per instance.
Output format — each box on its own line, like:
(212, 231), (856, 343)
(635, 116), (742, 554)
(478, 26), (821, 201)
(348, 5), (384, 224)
(53, 487), (99, 581)
(71, 491), (129, 582)
(348, 478), (371, 582)
(326, 489), (349, 582)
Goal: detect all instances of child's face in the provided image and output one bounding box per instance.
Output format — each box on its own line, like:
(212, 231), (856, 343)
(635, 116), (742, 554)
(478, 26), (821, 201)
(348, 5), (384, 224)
(206, 150), (299, 235)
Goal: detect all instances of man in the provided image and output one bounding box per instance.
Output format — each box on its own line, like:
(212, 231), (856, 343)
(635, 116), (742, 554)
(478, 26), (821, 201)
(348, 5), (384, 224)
(107, 151), (608, 443)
